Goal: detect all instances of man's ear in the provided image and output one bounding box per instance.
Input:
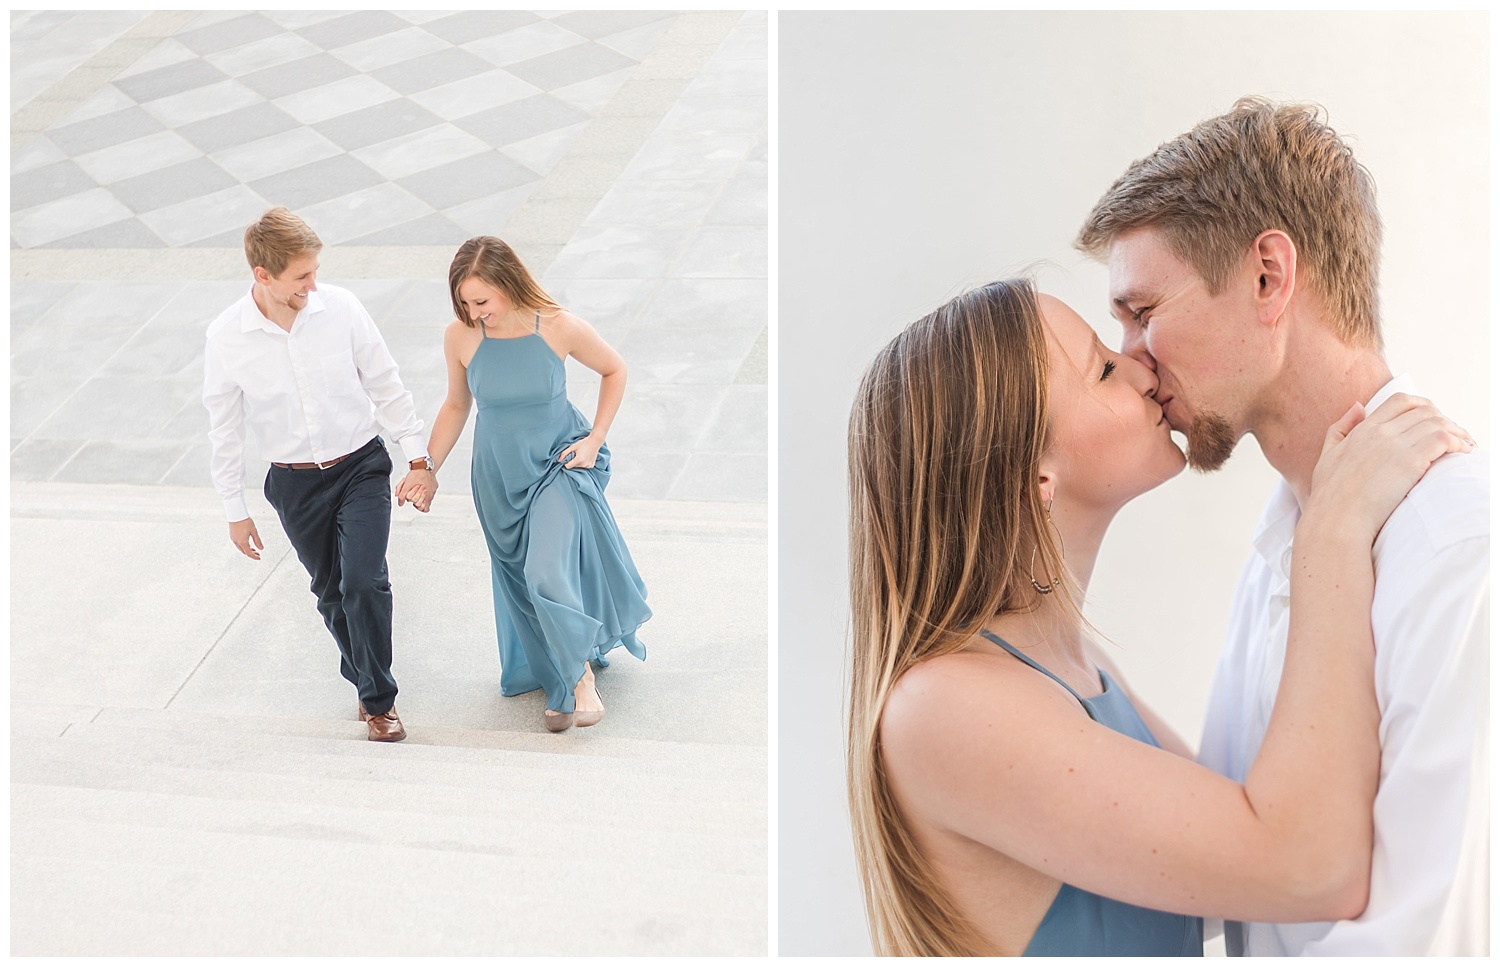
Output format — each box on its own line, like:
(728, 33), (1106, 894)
(1251, 229), (1297, 328)
(252, 265), (272, 286)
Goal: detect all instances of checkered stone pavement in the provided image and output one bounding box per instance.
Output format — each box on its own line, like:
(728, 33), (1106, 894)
(13, 10), (679, 249)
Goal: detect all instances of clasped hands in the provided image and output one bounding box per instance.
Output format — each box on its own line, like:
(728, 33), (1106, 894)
(396, 468), (438, 512)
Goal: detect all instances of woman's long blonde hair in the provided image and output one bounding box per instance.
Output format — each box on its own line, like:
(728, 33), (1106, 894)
(846, 278), (1083, 956)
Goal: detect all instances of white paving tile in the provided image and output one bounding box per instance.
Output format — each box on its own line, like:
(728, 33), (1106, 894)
(597, 18), (672, 61)
(351, 123), (492, 181)
(12, 188), (136, 248)
(139, 184), (270, 246)
(73, 129), (205, 185)
(261, 11), (347, 31)
(442, 183), (539, 236)
(549, 67), (631, 115)
(203, 31), (322, 77)
(52, 84), (137, 128)
(114, 37), (198, 80)
(272, 74), (402, 126)
(499, 122), (587, 175)
(141, 79), (264, 128)
(209, 127), (345, 183)
(462, 21), (587, 68)
(11, 136), (68, 175)
(298, 182), (432, 245)
(406, 70), (542, 122)
(329, 25), (449, 72)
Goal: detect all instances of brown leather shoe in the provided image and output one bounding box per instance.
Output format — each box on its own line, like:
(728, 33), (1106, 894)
(358, 702), (369, 721)
(365, 705), (406, 742)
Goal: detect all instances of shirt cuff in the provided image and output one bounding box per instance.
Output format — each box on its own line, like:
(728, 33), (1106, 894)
(395, 435), (430, 466)
(224, 495), (250, 523)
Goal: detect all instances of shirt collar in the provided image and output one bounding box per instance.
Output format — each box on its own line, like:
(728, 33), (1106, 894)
(1251, 373), (1416, 578)
(238, 283), (326, 334)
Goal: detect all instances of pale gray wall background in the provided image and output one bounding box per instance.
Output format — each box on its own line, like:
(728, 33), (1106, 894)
(778, 11), (1490, 955)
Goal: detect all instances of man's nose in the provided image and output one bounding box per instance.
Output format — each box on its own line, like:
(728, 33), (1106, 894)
(1119, 327), (1156, 371)
(306, 276), (317, 291)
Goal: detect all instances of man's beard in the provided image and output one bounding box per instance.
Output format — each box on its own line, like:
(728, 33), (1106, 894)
(1185, 410), (1237, 472)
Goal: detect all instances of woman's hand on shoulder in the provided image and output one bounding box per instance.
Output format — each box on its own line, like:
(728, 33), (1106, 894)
(1305, 394), (1474, 543)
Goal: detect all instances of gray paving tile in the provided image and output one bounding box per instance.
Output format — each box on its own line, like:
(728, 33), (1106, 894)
(10, 282), (78, 328)
(603, 383), (725, 451)
(73, 130), (204, 185)
(351, 123), (490, 180)
(344, 212), (471, 247)
(551, 11), (674, 41)
(452, 94), (588, 147)
(110, 157), (238, 215)
(41, 218), (167, 250)
(696, 385), (766, 451)
(240, 52), (357, 100)
(668, 451), (766, 502)
(733, 327), (767, 386)
(408, 71), (544, 121)
(31, 376), (200, 442)
(14, 324), (163, 390)
(656, 95), (766, 139)
(370, 46), (494, 96)
(11, 188), (135, 249)
(587, 180), (722, 230)
(29, 283), (185, 330)
(265, 11), (347, 31)
(11, 377), (85, 439)
(158, 442), (215, 486)
(112, 36), (197, 82)
(636, 278), (767, 331)
(381, 279), (457, 328)
(506, 42), (636, 91)
(596, 18), (673, 61)
(296, 182), (431, 246)
(545, 225), (693, 281)
(438, 183), (536, 238)
(619, 134), (754, 181)
(210, 127), (344, 183)
(328, 25), (448, 72)
(186, 228), (253, 248)
(112, 58), (228, 104)
(298, 11), (409, 50)
(397, 151), (538, 210)
(11, 136), (67, 175)
(685, 59), (765, 98)
(272, 75), (405, 126)
(462, 21), (587, 68)
(9, 438), (88, 483)
(249, 154), (384, 211)
(48, 107), (167, 157)
(177, 12), (283, 56)
(177, 102), (301, 153)
(141, 78), (265, 128)
(618, 325), (764, 385)
(156, 395), (213, 441)
(53, 439), (195, 486)
(601, 449), (689, 501)
(498, 121), (586, 175)
(11, 160), (98, 212)
(96, 328), (207, 379)
(671, 226), (766, 279)
(545, 279), (657, 332)
(203, 31), (323, 77)
(703, 177), (765, 226)
(741, 133), (767, 179)
(337, 279), (419, 318)
(140, 185), (270, 246)
(314, 97), (444, 151)
(420, 10), (542, 45)
(143, 281), (252, 330)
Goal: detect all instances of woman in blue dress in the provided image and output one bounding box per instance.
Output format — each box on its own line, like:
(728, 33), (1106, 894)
(845, 280), (1471, 955)
(404, 237), (649, 732)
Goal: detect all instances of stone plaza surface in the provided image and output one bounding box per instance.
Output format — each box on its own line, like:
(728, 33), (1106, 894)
(11, 10), (767, 956)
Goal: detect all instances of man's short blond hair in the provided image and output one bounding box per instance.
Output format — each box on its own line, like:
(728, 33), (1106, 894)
(1076, 97), (1383, 349)
(244, 206), (322, 278)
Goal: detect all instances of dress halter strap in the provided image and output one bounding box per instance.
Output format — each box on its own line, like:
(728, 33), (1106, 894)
(978, 629), (1089, 706)
(533, 311), (540, 333)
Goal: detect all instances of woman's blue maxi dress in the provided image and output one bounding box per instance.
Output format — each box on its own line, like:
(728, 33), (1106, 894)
(467, 315), (650, 713)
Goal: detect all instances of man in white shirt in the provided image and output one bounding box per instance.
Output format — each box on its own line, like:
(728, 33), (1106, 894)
(203, 207), (438, 742)
(1074, 98), (1489, 955)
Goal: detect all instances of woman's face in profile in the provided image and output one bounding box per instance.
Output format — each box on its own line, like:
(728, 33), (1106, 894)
(458, 276), (512, 325)
(1038, 293), (1186, 509)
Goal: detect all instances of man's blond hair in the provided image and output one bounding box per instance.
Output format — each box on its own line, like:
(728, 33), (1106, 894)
(1076, 97), (1383, 349)
(244, 206), (322, 278)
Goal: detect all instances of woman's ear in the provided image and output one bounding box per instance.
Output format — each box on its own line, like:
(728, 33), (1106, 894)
(1037, 466), (1056, 508)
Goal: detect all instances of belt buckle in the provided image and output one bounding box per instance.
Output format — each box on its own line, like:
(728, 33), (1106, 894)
(316, 457), (339, 470)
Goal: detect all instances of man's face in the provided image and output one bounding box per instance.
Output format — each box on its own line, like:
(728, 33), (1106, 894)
(262, 254), (319, 313)
(1105, 228), (1252, 472)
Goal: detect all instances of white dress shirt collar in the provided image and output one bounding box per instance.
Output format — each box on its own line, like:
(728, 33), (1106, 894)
(237, 283), (327, 335)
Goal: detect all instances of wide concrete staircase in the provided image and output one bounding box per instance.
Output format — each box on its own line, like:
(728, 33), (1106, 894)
(12, 485), (768, 955)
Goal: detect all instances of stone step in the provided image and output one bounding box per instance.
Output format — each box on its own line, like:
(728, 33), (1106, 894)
(13, 817), (766, 956)
(18, 727), (764, 835)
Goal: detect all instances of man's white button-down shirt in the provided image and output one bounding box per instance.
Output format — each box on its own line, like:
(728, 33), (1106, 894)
(1198, 375), (1489, 955)
(203, 283), (427, 522)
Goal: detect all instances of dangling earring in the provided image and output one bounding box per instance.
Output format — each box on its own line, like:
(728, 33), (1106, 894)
(1030, 500), (1059, 595)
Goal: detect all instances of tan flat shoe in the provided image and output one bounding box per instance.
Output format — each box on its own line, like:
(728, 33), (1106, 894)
(543, 709), (573, 732)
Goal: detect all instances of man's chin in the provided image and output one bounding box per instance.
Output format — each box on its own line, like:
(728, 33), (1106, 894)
(1184, 411), (1238, 472)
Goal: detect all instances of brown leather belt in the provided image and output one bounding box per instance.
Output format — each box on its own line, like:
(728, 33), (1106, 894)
(272, 449), (358, 470)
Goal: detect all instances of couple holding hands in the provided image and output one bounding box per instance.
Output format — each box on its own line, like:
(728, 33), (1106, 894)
(847, 98), (1488, 956)
(203, 208), (650, 740)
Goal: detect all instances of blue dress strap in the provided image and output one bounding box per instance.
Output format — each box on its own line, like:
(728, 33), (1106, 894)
(978, 629), (1091, 707)
(534, 310), (540, 333)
